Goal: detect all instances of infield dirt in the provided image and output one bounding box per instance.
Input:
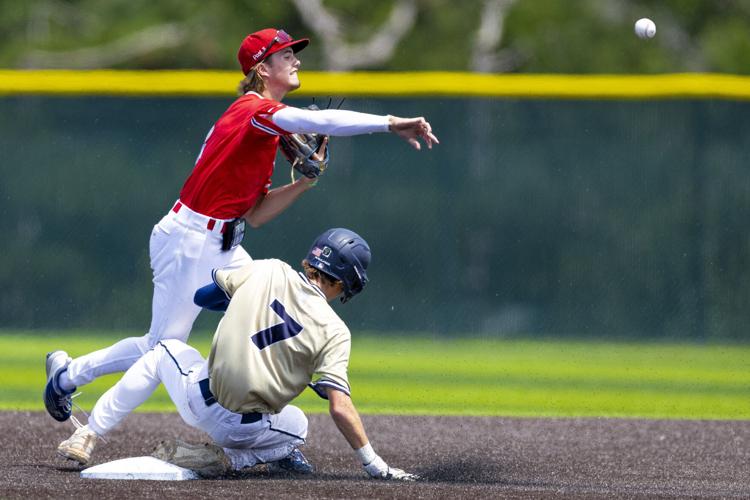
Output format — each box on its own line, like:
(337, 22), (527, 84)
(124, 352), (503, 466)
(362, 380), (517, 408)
(0, 412), (747, 499)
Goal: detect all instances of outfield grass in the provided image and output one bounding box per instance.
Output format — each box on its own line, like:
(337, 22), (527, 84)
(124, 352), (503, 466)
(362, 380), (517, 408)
(3, 331), (749, 419)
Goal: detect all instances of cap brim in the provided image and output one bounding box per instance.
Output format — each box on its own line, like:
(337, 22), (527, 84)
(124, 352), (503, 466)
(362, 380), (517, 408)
(269, 38), (309, 59)
(290, 38), (309, 53)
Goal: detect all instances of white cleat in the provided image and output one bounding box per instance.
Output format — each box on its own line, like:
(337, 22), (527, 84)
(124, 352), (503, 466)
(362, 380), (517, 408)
(57, 424), (98, 465)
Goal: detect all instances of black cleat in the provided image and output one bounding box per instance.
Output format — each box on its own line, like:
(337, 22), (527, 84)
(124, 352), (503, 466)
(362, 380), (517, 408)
(268, 448), (314, 475)
(43, 351), (75, 422)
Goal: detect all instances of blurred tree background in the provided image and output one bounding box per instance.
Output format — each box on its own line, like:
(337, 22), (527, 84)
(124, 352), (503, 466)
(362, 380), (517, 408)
(1, 0), (750, 73)
(2, 1), (750, 342)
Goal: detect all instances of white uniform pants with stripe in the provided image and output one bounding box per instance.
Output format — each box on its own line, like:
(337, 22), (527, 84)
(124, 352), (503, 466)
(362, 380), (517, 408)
(88, 340), (307, 469)
(66, 202), (251, 387)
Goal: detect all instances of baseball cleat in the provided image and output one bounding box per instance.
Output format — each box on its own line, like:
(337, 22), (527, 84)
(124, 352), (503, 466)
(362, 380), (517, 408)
(57, 424), (98, 465)
(152, 439), (231, 478)
(267, 448), (314, 475)
(44, 351), (76, 422)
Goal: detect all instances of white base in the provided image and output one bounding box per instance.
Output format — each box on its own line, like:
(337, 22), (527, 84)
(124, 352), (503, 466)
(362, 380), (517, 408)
(81, 456), (200, 481)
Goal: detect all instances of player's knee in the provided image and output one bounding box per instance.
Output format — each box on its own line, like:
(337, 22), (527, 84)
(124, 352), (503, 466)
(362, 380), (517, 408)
(157, 339), (183, 355)
(153, 340), (203, 380)
(154, 339), (196, 366)
(151, 339), (174, 366)
(133, 333), (153, 354)
(284, 405), (309, 440)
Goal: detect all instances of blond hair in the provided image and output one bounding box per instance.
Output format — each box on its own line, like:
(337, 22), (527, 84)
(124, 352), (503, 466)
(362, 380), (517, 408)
(237, 68), (265, 95)
(237, 52), (282, 95)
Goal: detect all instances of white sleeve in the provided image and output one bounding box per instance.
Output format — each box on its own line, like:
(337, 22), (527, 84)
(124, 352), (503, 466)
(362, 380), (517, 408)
(272, 107), (390, 136)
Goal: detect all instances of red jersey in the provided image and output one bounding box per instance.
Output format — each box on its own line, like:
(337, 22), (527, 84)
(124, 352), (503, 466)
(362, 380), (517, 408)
(179, 93), (289, 219)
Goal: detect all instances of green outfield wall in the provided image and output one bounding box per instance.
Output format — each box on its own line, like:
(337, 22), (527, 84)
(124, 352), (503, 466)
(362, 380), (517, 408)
(2, 72), (749, 340)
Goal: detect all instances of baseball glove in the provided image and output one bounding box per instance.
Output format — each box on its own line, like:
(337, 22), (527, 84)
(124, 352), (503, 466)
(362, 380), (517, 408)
(279, 105), (329, 181)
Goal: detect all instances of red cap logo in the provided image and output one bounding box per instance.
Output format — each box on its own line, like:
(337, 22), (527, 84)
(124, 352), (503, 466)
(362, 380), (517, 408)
(237, 28), (309, 75)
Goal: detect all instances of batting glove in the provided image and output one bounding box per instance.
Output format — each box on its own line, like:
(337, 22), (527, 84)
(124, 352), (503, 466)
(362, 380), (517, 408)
(360, 446), (420, 481)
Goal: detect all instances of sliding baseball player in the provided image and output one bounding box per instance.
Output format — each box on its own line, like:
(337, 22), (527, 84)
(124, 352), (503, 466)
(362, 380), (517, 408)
(56, 228), (418, 481)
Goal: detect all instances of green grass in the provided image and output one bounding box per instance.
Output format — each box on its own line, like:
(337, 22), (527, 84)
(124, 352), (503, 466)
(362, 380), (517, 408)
(3, 331), (749, 419)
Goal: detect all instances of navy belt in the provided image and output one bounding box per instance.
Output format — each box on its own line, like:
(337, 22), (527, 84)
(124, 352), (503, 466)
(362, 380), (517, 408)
(198, 378), (261, 424)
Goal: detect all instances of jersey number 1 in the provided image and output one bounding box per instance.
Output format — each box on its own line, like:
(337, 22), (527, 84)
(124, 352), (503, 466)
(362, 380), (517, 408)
(251, 299), (303, 350)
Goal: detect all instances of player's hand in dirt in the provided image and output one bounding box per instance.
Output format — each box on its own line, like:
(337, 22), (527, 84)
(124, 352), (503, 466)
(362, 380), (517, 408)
(384, 466), (420, 481)
(364, 455), (420, 481)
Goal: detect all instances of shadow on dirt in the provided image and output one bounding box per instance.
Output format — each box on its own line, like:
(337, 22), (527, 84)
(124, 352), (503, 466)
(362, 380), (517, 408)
(418, 456), (551, 488)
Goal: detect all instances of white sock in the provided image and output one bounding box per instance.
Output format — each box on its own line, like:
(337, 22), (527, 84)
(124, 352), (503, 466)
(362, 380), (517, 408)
(57, 369), (76, 392)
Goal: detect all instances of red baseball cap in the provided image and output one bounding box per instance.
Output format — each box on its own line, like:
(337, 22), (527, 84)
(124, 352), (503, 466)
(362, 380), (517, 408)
(238, 28), (309, 75)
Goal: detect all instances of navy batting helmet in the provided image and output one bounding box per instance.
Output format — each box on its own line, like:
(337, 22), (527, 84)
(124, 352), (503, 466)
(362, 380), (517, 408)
(306, 228), (371, 303)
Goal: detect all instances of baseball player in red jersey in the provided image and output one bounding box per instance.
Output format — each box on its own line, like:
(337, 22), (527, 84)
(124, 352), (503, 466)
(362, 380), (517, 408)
(44, 28), (439, 423)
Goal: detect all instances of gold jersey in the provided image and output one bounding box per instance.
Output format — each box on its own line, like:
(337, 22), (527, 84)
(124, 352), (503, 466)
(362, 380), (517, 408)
(208, 259), (351, 414)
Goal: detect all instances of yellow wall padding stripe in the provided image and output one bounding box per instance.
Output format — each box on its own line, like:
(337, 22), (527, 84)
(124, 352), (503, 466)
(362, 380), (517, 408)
(1, 70), (749, 99)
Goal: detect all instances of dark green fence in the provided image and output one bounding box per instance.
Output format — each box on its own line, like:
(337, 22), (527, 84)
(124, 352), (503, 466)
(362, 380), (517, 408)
(2, 96), (749, 340)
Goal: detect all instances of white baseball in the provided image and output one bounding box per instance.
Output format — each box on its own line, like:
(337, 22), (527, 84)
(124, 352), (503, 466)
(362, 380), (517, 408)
(634, 18), (656, 39)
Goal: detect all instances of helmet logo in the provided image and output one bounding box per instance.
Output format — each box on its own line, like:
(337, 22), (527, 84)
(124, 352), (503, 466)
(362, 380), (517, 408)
(311, 245), (333, 259)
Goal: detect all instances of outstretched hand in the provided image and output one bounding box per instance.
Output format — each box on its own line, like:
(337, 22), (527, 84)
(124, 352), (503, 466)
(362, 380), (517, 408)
(364, 455), (421, 481)
(383, 466), (420, 481)
(388, 116), (439, 151)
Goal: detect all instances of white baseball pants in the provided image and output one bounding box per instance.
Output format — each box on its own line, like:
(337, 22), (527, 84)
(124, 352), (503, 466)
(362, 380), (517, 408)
(66, 201), (251, 387)
(88, 339), (307, 469)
